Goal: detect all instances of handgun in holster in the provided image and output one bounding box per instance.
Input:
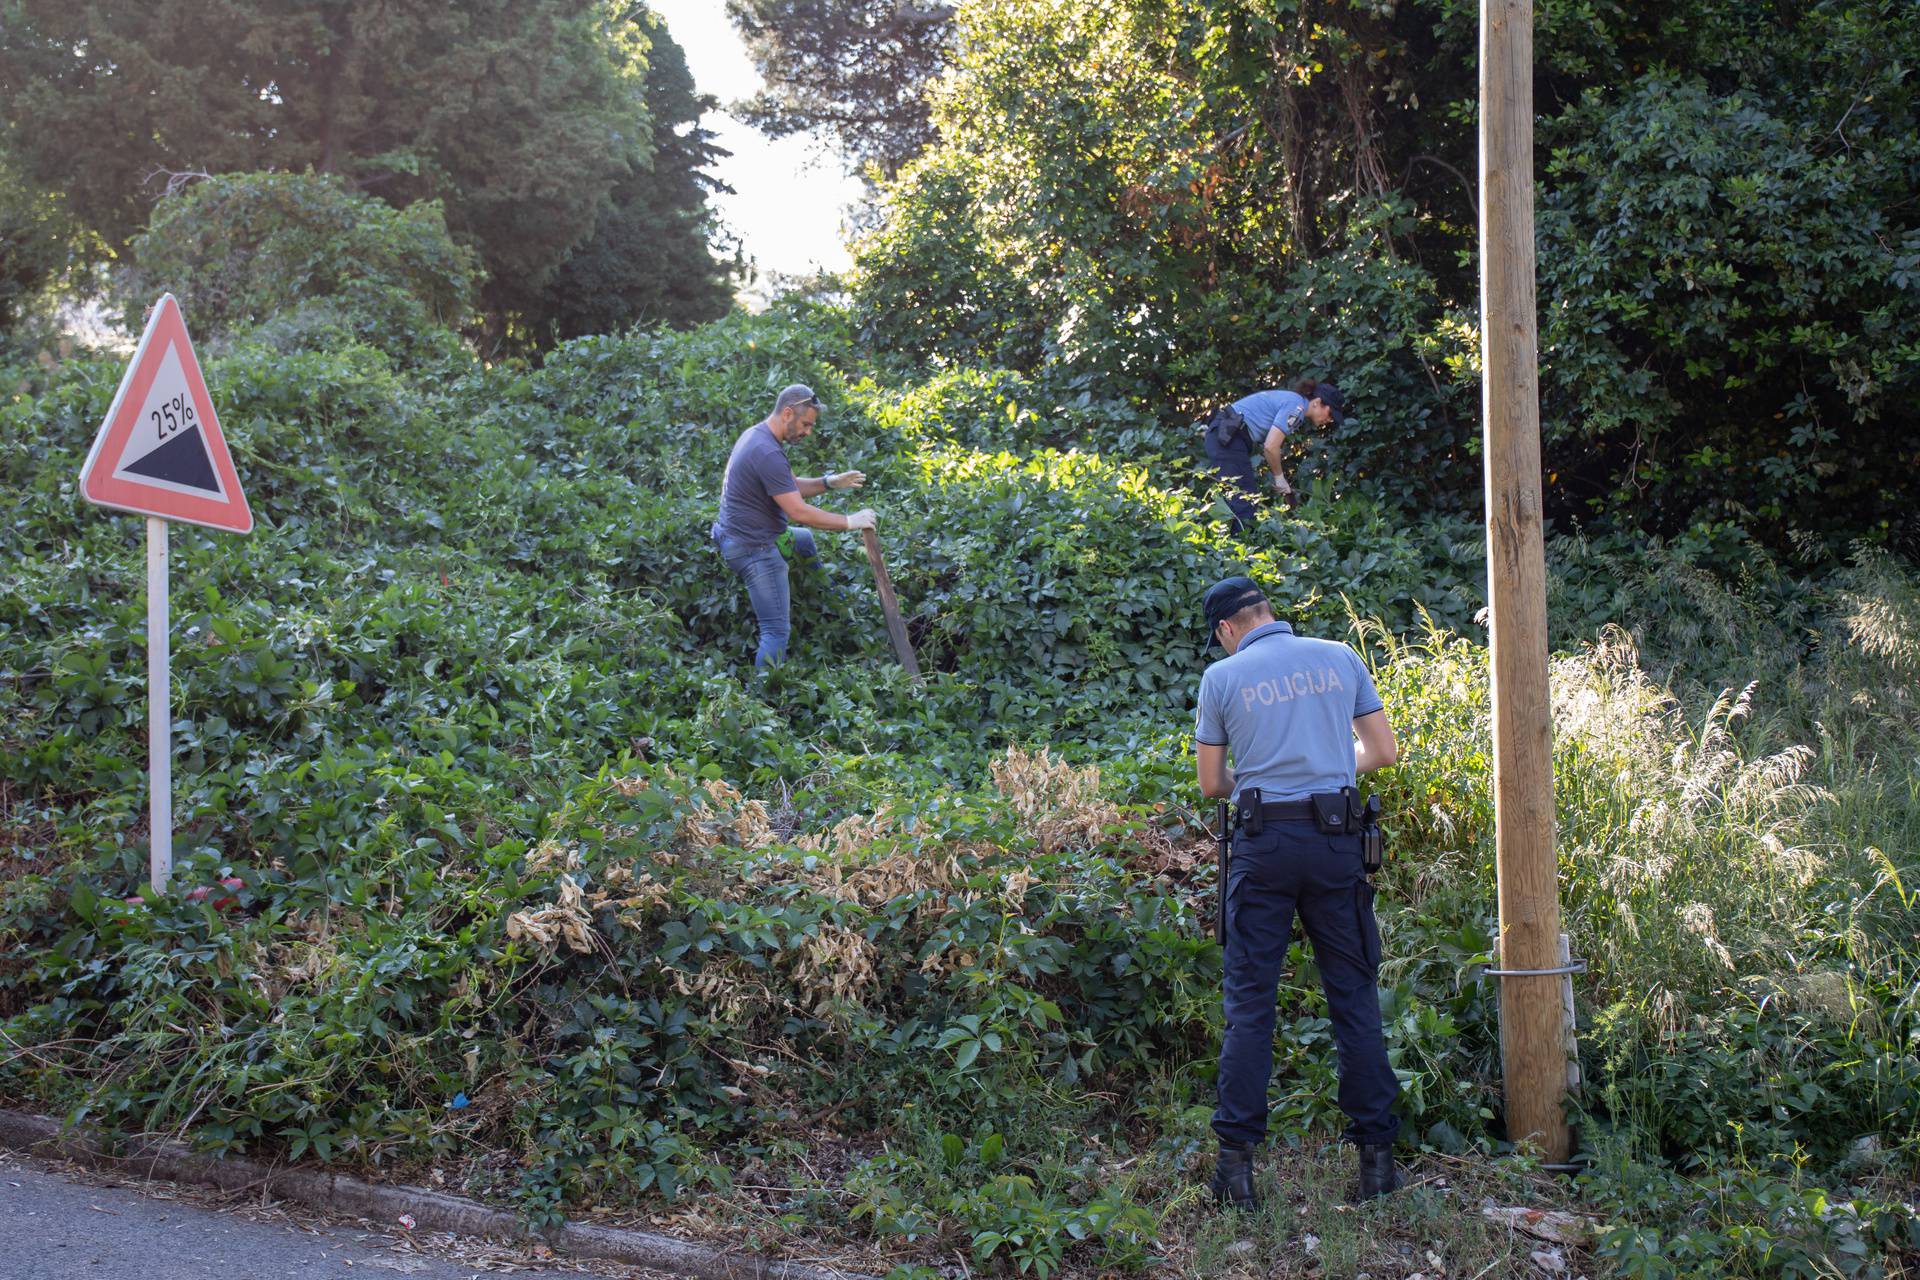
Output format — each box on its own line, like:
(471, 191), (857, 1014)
(1207, 405), (1247, 451)
(1360, 796), (1384, 873)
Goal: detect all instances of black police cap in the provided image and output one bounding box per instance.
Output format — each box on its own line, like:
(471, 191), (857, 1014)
(1202, 575), (1268, 652)
(1312, 382), (1345, 425)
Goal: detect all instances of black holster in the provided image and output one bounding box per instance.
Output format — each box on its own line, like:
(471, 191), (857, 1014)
(1311, 787), (1386, 874)
(1234, 787), (1263, 836)
(1208, 405), (1248, 451)
(1360, 809), (1385, 874)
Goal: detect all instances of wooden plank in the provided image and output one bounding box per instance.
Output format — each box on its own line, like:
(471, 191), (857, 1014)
(1480, 0), (1571, 1163)
(862, 527), (921, 679)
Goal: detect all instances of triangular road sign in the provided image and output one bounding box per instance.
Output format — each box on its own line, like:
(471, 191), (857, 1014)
(79, 293), (252, 533)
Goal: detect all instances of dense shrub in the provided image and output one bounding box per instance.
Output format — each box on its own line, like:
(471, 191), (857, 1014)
(0, 150), (78, 334)
(126, 172), (478, 361)
(1538, 73), (1920, 537)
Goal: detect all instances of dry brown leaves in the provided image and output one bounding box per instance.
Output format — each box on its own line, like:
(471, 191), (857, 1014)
(788, 926), (880, 1013)
(257, 910), (343, 1002)
(669, 958), (768, 1023)
(991, 746), (1125, 854)
(784, 811), (963, 908)
(988, 745), (1207, 884)
(672, 777), (776, 853)
(504, 872), (595, 955)
(599, 863), (674, 928)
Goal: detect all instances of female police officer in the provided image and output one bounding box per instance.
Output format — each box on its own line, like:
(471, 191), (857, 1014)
(1193, 575), (1403, 1208)
(1201, 381), (1346, 530)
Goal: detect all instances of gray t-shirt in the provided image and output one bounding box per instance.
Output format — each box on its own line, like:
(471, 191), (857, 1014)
(1194, 621), (1384, 801)
(712, 421), (797, 547)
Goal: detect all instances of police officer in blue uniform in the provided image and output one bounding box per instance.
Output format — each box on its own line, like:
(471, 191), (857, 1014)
(1193, 575), (1404, 1207)
(1201, 381), (1346, 531)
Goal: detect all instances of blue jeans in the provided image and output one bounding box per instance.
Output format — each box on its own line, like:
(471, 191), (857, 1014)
(717, 529), (815, 667)
(1213, 820), (1401, 1148)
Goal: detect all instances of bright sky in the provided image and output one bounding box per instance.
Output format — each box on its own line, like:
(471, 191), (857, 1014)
(648, 0), (867, 288)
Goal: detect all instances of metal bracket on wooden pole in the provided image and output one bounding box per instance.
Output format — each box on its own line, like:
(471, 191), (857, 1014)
(1481, 960), (1586, 978)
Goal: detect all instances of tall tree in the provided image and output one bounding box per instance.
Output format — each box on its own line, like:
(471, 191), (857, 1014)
(520, 11), (737, 343)
(725, 0), (952, 178)
(0, 145), (79, 333)
(0, 0), (734, 341)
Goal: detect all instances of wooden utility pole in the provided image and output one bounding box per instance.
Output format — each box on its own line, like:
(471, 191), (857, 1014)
(1480, 0), (1571, 1163)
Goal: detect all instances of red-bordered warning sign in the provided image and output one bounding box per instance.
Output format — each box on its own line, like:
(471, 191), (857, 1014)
(79, 293), (252, 533)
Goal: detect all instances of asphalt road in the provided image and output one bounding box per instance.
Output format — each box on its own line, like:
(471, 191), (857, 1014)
(0, 1153), (597, 1280)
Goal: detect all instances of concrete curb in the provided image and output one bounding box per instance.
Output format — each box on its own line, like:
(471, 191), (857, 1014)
(0, 1109), (873, 1280)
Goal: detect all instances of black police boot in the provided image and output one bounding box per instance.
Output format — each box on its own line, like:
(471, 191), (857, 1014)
(1354, 1142), (1404, 1201)
(1211, 1143), (1260, 1211)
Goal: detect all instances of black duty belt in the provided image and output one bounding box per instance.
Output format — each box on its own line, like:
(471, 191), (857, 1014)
(1234, 799), (1319, 824)
(1232, 786), (1387, 873)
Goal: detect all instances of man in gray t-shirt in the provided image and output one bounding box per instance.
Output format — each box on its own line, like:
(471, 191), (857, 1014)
(1193, 576), (1404, 1210)
(711, 384), (875, 667)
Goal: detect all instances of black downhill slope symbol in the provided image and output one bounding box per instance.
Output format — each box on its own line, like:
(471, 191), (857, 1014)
(124, 423), (219, 493)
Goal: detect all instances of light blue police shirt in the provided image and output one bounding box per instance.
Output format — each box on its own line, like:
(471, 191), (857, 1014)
(1194, 621), (1385, 802)
(1230, 389), (1308, 440)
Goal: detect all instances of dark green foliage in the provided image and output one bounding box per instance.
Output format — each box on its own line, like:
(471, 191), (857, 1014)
(853, 151), (1043, 370)
(517, 14), (736, 344)
(726, 0), (952, 177)
(0, 148), (80, 333)
(1537, 71), (1920, 536)
(0, 0), (732, 346)
(0, 1), (636, 267)
(126, 173), (478, 361)
(847, 0), (1920, 549)
(2, 304), (1916, 1275)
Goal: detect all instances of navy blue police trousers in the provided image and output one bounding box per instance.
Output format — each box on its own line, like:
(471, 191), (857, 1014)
(1213, 820), (1401, 1148)
(1203, 437), (1261, 532)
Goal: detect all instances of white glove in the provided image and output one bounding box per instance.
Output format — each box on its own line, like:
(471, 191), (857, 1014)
(827, 470), (867, 490)
(845, 509), (876, 531)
